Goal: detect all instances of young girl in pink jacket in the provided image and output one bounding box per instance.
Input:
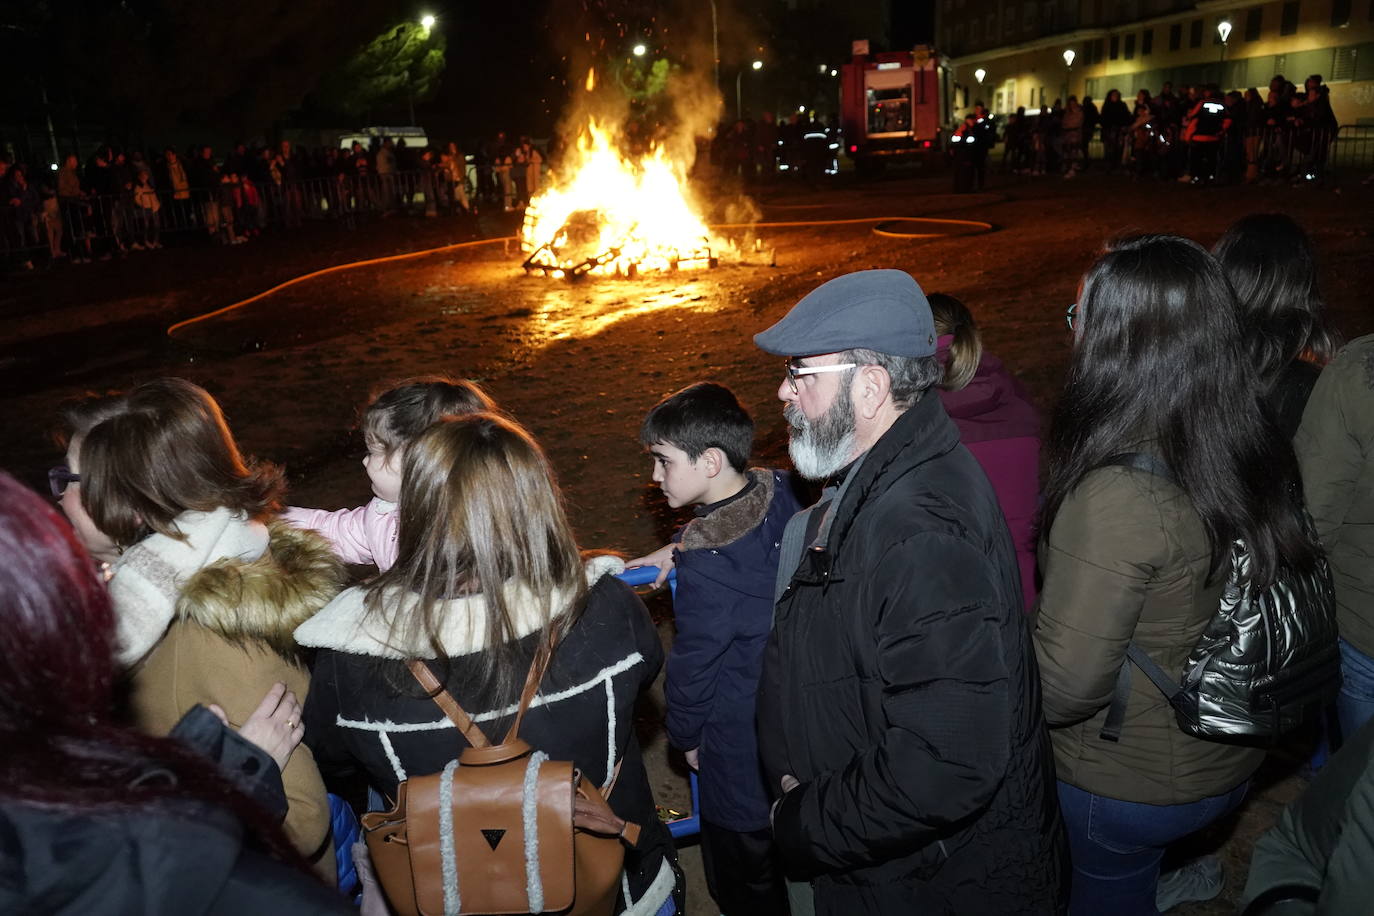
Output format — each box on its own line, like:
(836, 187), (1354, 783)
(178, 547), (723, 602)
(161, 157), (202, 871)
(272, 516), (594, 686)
(284, 377), (495, 570)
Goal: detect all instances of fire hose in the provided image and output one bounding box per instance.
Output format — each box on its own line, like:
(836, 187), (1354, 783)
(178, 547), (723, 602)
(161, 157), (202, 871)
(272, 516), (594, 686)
(166, 214), (994, 341)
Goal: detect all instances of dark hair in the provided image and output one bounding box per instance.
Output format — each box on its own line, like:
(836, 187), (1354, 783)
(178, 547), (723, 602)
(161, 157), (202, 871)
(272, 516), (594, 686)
(1212, 213), (1338, 389)
(1041, 235), (1318, 586)
(0, 472), (302, 866)
(640, 382), (754, 473)
(361, 376), (496, 458)
(928, 293), (984, 391)
(60, 378), (284, 549)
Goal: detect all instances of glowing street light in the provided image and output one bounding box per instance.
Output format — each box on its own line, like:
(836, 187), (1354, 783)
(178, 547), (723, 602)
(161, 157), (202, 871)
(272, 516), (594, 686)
(1217, 20), (1232, 63)
(974, 67), (987, 84)
(737, 60), (764, 118)
(1062, 48), (1076, 67)
(632, 43), (647, 57)
(819, 63), (827, 74)
(829, 69), (838, 77)
(420, 13), (436, 29)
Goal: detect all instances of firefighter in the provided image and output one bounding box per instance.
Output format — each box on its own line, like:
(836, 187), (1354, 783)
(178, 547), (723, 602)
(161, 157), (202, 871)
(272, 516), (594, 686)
(949, 113), (981, 193)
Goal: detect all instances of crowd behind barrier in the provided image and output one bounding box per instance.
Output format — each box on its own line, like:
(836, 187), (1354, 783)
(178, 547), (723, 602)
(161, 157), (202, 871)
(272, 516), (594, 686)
(982, 72), (1355, 187)
(0, 132), (551, 270)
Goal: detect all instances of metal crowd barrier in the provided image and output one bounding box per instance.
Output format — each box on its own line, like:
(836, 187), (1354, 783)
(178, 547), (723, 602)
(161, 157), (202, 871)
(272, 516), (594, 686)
(614, 565), (701, 842)
(2, 168), (476, 265)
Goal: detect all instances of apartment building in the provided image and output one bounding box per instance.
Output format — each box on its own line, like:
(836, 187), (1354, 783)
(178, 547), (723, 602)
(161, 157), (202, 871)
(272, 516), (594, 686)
(936, 0), (1374, 123)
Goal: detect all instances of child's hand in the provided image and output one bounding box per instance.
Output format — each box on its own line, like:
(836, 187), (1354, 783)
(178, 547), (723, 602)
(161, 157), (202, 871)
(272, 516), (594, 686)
(685, 748), (699, 771)
(626, 543), (675, 587)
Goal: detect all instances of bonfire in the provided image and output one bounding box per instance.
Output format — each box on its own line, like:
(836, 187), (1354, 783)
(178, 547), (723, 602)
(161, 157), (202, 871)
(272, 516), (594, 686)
(521, 72), (718, 279)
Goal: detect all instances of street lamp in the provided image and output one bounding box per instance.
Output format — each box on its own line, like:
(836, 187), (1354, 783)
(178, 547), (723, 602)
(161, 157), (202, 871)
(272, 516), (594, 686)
(974, 67), (987, 84)
(632, 43), (647, 57)
(819, 64), (827, 74)
(1062, 49), (1075, 102)
(736, 60), (763, 119)
(1217, 20), (1232, 63)
(420, 13), (435, 29)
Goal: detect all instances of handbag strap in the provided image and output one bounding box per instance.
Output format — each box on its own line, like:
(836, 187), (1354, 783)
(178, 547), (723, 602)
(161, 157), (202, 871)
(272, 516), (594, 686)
(407, 640), (555, 750)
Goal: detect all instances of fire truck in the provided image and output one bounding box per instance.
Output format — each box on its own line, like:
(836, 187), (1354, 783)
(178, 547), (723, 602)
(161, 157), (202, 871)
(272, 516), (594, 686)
(839, 42), (949, 174)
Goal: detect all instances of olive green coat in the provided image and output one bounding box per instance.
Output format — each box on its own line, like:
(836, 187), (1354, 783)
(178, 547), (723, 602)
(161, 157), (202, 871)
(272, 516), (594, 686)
(1295, 334), (1374, 658)
(1033, 465), (1264, 805)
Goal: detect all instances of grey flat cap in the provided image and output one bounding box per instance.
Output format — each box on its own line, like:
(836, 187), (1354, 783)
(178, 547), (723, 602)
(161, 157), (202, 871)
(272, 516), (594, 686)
(753, 269), (937, 358)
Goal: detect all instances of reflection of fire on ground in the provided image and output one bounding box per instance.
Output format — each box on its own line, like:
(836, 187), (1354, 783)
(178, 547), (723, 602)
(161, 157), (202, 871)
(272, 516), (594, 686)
(521, 74), (727, 279)
(530, 282), (720, 344)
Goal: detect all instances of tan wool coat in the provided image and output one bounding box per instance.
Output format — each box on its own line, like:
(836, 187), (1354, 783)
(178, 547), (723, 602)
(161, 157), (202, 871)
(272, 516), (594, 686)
(127, 522), (344, 882)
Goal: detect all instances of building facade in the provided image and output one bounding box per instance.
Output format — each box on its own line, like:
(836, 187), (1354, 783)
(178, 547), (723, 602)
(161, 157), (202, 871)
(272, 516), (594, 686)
(936, 0), (1374, 124)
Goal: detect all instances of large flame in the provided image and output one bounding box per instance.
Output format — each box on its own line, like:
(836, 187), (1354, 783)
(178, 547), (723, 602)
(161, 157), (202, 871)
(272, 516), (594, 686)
(521, 112), (717, 278)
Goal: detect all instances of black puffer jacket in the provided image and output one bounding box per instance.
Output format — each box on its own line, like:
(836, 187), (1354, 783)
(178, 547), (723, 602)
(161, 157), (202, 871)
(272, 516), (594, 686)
(757, 394), (1066, 915)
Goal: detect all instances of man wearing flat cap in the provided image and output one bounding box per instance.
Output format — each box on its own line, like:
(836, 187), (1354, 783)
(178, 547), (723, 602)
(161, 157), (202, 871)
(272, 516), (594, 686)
(754, 269), (1066, 914)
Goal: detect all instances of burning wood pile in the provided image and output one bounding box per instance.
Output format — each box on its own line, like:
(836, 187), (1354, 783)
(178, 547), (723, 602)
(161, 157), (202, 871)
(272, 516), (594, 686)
(520, 80), (720, 279)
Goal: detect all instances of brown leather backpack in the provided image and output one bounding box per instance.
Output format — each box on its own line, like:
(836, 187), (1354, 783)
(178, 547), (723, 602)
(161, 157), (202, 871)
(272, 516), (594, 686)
(361, 646), (641, 916)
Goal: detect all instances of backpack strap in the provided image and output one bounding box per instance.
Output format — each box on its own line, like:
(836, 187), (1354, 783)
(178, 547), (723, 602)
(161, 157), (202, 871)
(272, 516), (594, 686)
(1095, 453), (1184, 742)
(1099, 644), (1187, 741)
(409, 641), (554, 749)
(409, 659), (492, 748)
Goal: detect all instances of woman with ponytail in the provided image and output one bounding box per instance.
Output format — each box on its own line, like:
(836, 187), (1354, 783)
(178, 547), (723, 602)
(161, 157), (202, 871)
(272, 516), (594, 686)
(930, 293), (1042, 610)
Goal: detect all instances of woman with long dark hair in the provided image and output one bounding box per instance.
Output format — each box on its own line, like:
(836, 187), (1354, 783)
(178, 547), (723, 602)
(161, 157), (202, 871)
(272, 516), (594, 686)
(0, 472), (348, 914)
(1033, 235), (1322, 915)
(1213, 212), (1339, 438)
(296, 413), (681, 915)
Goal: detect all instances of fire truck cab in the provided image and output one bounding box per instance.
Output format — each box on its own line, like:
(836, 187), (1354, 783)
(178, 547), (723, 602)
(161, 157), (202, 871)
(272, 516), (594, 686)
(840, 42), (948, 174)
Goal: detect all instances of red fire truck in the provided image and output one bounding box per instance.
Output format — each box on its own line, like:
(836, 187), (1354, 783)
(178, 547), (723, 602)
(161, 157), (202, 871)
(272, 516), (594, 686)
(839, 43), (949, 174)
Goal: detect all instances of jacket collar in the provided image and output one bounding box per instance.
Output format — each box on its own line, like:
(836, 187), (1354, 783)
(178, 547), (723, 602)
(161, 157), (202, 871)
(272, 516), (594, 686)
(293, 556), (624, 659)
(826, 391), (961, 555)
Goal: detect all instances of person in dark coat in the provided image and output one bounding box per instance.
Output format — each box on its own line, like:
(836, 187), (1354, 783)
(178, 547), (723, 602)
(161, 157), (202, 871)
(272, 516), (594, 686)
(1099, 89), (1132, 170)
(637, 382), (800, 916)
(753, 270), (1067, 916)
(929, 293), (1042, 610)
(296, 413), (681, 915)
(1213, 213), (1339, 439)
(0, 471), (348, 916)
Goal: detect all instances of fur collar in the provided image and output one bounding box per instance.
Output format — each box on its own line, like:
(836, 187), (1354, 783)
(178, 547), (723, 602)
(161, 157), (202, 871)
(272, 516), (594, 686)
(294, 555), (625, 659)
(678, 469), (777, 552)
(110, 508), (343, 666)
(178, 521), (345, 662)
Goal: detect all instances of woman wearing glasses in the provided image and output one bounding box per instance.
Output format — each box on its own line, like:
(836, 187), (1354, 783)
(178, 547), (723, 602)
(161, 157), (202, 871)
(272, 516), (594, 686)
(1033, 236), (1322, 915)
(52, 378), (343, 881)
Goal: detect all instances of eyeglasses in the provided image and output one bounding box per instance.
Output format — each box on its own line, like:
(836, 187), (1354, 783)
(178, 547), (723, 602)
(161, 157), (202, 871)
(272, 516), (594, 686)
(1066, 303), (1078, 331)
(48, 465), (80, 498)
(784, 358), (859, 394)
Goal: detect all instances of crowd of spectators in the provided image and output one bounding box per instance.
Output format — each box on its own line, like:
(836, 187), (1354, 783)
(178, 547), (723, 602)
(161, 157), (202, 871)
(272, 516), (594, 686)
(996, 72), (1340, 185)
(0, 133), (550, 272)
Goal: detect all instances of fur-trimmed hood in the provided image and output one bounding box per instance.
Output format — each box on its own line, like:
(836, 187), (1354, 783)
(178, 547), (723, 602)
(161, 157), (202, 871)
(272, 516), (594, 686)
(678, 468), (778, 552)
(179, 521), (346, 662)
(294, 555), (625, 660)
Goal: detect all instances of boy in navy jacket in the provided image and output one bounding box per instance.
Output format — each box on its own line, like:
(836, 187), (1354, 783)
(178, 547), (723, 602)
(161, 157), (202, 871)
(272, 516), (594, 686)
(639, 382), (800, 916)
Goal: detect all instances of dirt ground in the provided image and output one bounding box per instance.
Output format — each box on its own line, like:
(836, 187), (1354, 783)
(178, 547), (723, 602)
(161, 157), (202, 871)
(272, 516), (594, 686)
(2, 167), (1371, 915)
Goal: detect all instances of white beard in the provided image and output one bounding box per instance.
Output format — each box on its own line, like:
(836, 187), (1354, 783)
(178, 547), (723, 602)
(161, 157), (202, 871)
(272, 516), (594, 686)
(785, 391), (857, 481)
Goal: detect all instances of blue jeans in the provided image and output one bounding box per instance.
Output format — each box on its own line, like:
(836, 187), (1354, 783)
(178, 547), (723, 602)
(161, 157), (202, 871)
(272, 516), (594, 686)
(1338, 638), (1374, 745)
(1057, 780), (1248, 916)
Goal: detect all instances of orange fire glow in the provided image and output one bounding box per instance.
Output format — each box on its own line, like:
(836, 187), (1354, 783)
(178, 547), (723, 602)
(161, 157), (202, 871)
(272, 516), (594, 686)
(521, 76), (719, 278)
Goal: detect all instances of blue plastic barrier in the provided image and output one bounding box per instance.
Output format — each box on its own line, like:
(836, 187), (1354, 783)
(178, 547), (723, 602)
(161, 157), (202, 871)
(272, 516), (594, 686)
(615, 565), (700, 841)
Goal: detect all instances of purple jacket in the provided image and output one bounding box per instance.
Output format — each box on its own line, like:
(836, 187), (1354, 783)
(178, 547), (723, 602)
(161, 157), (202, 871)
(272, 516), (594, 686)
(283, 497), (398, 571)
(936, 339), (1042, 610)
